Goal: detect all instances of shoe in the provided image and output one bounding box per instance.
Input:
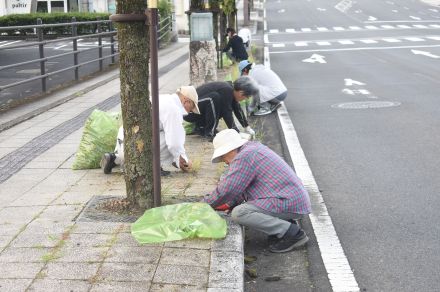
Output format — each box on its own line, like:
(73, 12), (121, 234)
(160, 168), (171, 177)
(253, 108), (272, 116)
(270, 103), (282, 112)
(269, 225), (309, 253)
(101, 153), (116, 174)
(267, 220), (298, 244)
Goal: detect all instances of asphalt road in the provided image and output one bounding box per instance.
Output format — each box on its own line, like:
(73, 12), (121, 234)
(266, 0), (440, 291)
(0, 39), (118, 110)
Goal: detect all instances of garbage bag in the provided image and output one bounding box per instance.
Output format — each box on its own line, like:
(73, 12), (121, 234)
(131, 202), (227, 244)
(183, 121), (195, 135)
(72, 110), (121, 170)
(222, 52), (233, 67)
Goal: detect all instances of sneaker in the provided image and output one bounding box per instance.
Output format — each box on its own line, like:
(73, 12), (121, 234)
(253, 108), (272, 116)
(270, 103), (282, 112)
(267, 220), (298, 244)
(101, 153), (116, 174)
(269, 225), (309, 253)
(160, 168), (171, 177)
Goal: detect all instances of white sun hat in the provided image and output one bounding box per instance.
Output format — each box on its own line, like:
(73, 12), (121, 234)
(211, 129), (248, 163)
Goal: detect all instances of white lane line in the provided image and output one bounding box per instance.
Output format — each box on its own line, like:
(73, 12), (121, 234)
(302, 28), (312, 32)
(410, 16), (422, 20)
(429, 24), (440, 28)
(264, 34), (269, 43)
(286, 29), (296, 33)
(381, 25), (395, 29)
(397, 25), (411, 28)
(382, 38), (401, 42)
(365, 20), (440, 23)
(349, 26), (361, 30)
(413, 24), (428, 28)
(365, 25), (379, 29)
(333, 27), (345, 31)
(427, 36), (440, 40)
(317, 27), (329, 31)
(358, 89), (371, 95)
(316, 41), (331, 46)
(359, 39), (378, 43)
(269, 43), (440, 54)
(270, 29), (279, 33)
(264, 20), (267, 31)
(273, 43), (285, 47)
(0, 40), (21, 48)
(274, 93), (361, 292)
(404, 37), (425, 42)
(294, 41), (309, 47)
(338, 40), (355, 45)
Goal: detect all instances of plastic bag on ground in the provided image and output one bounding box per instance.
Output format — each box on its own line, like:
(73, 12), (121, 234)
(72, 110), (121, 170)
(131, 202), (227, 244)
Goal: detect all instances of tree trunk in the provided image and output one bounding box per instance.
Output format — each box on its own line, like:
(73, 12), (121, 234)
(116, 1), (153, 210)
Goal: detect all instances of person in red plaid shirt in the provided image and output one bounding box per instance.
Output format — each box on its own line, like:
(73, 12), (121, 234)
(204, 129), (312, 253)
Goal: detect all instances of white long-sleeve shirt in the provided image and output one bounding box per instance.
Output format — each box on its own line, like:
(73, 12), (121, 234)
(114, 93), (188, 167)
(249, 64), (287, 103)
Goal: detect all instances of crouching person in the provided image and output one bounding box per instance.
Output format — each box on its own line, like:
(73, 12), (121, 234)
(101, 86), (200, 175)
(203, 129), (312, 253)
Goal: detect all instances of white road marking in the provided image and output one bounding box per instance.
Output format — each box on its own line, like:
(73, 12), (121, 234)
(345, 79), (365, 86)
(339, 40), (355, 45)
(358, 89), (371, 95)
(278, 9), (286, 13)
(317, 8), (327, 12)
(270, 29), (279, 33)
(264, 20), (267, 31)
(427, 36), (440, 40)
(302, 54), (327, 63)
(386, 0), (394, 4)
(397, 25), (411, 28)
(264, 34), (269, 43)
(413, 24), (428, 28)
(0, 40), (21, 48)
(365, 25), (379, 29)
(335, 0), (353, 13)
(382, 38), (401, 42)
(381, 25), (395, 29)
(333, 27), (345, 31)
(269, 44), (440, 54)
(368, 16), (378, 21)
(349, 26), (361, 30)
(317, 41), (331, 46)
(273, 43), (285, 48)
(392, 10), (398, 13)
(294, 41), (309, 47)
(410, 16), (422, 20)
(429, 8), (438, 13)
(317, 27), (329, 31)
(276, 102), (360, 292)
(342, 88), (355, 95)
(404, 37), (425, 42)
(429, 24), (440, 28)
(411, 49), (440, 58)
(360, 39), (378, 43)
(302, 28), (312, 32)
(286, 29), (296, 33)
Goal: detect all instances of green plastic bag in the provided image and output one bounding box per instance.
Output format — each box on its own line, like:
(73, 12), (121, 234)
(72, 110), (121, 170)
(222, 52), (233, 68)
(183, 121), (195, 135)
(131, 202), (227, 244)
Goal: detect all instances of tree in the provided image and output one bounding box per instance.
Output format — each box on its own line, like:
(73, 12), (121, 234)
(116, 1), (154, 210)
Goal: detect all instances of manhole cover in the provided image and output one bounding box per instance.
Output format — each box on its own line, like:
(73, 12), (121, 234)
(332, 101), (401, 109)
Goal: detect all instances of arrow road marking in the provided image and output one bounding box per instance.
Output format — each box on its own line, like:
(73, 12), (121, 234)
(302, 54), (327, 63)
(411, 49), (440, 58)
(344, 78), (366, 86)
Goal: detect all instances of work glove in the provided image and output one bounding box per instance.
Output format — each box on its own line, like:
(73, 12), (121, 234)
(245, 126), (255, 137)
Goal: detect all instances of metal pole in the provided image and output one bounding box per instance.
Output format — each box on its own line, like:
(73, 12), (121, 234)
(36, 18), (46, 92)
(244, 0), (249, 26)
(109, 21), (116, 64)
(97, 18), (103, 71)
(149, 0), (161, 207)
(72, 17), (79, 81)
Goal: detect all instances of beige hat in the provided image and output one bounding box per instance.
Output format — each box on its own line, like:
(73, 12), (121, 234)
(211, 129), (248, 163)
(177, 86), (200, 114)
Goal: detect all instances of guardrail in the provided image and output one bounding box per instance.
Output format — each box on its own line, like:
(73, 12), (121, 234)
(0, 16), (173, 102)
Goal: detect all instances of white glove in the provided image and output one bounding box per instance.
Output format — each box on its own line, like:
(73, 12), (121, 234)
(245, 126), (255, 137)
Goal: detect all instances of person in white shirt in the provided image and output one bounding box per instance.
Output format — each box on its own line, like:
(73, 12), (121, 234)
(239, 60), (288, 116)
(101, 86), (200, 176)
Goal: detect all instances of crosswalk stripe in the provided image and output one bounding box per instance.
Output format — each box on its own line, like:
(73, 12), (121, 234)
(413, 24), (428, 28)
(404, 37), (425, 42)
(286, 29), (296, 33)
(316, 41), (331, 46)
(317, 27), (329, 31)
(333, 27), (345, 31)
(338, 40), (355, 45)
(382, 38), (401, 43)
(365, 25), (379, 29)
(381, 25), (395, 29)
(269, 29), (279, 33)
(349, 26), (362, 30)
(360, 39), (378, 44)
(397, 25), (411, 28)
(294, 41), (308, 47)
(301, 28), (312, 32)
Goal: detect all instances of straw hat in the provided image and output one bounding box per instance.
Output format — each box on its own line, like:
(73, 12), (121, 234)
(177, 86), (200, 114)
(211, 129), (248, 163)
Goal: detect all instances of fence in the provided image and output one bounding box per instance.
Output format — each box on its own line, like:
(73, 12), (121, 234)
(0, 16), (173, 109)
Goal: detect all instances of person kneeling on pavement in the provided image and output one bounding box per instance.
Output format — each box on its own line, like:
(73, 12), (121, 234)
(183, 76), (259, 140)
(239, 60), (288, 116)
(101, 86), (200, 176)
(203, 129), (312, 253)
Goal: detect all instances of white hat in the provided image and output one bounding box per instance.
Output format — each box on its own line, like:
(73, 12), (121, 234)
(177, 86), (200, 114)
(211, 129), (248, 163)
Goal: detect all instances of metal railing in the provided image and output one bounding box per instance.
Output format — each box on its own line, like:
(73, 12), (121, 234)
(0, 15), (173, 101)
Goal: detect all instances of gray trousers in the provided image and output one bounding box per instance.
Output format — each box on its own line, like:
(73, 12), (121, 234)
(230, 203), (302, 238)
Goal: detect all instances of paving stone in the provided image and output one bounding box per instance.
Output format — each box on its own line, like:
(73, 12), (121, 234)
(90, 281), (151, 291)
(65, 233), (114, 248)
(160, 247), (210, 267)
(71, 222), (130, 234)
(54, 246), (107, 263)
(0, 262), (44, 279)
(97, 262), (156, 282)
(0, 206), (46, 224)
(208, 251), (243, 290)
(153, 264), (208, 286)
(211, 221), (243, 252)
(113, 232), (158, 247)
(52, 191), (94, 206)
(0, 235), (14, 248)
(44, 262), (100, 280)
(207, 289), (242, 292)
(0, 247), (50, 263)
(9, 192), (60, 207)
(150, 283), (206, 292)
(0, 279), (33, 292)
(36, 205), (83, 223)
(0, 223), (25, 236)
(10, 232), (63, 248)
(164, 238), (211, 250)
(28, 279), (91, 292)
(106, 246), (162, 264)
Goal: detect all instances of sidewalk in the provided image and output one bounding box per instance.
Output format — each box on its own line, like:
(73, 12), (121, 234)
(0, 40), (243, 292)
